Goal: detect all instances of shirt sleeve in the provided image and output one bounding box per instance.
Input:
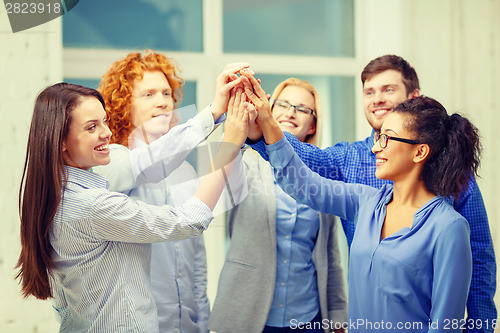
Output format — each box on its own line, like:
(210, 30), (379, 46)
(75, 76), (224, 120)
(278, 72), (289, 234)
(454, 178), (497, 333)
(251, 131), (350, 180)
(429, 217), (472, 333)
(266, 136), (375, 221)
(94, 105), (218, 192)
(90, 193), (214, 243)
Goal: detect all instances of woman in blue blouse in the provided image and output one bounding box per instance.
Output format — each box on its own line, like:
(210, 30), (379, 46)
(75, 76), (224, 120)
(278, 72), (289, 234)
(242, 73), (478, 333)
(15, 82), (249, 332)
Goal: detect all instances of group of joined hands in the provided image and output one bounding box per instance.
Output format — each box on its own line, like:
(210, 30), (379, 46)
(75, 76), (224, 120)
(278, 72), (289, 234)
(212, 63), (284, 149)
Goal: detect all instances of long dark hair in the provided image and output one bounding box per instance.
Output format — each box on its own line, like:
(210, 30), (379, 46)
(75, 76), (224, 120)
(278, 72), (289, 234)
(16, 83), (105, 299)
(394, 96), (481, 200)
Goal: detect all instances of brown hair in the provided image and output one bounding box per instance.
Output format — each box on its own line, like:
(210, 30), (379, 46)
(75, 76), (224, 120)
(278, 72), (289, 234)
(16, 83), (105, 299)
(269, 78), (322, 146)
(98, 50), (184, 146)
(361, 55), (420, 95)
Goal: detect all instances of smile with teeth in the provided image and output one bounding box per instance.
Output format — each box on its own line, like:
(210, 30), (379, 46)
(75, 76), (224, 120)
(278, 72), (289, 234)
(280, 121), (297, 128)
(95, 144), (109, 151)
(373, 109), (391, 116)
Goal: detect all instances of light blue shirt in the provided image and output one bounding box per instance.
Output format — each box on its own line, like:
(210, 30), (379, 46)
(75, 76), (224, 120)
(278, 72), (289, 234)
(266, 178), (320, 327)
(252, 131), (496, 333)
(50, 166), (213, 333)
(266, 137), (472, 333)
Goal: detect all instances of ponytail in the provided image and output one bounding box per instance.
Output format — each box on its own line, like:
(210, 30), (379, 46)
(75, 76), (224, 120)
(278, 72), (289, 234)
(439, 114), (481, 199)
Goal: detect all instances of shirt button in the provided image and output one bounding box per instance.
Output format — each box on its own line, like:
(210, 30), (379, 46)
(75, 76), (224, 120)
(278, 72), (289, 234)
(174, 329), (179, 332)
(283, 260), (287, 264)
(285, 235), (289, 239)
(178, 273), (182, 277)
(281, 282), (285, 286)
(279, 304), (284, 308)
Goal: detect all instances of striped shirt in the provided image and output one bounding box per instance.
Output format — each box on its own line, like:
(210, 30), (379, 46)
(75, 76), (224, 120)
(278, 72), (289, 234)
(49, 166), (213, 333)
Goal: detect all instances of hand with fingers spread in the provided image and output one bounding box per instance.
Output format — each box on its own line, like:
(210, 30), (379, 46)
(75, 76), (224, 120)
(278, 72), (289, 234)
(211, 63), (251, 120)
(239, 70), (274, 124)
(240, 70), (283, 145)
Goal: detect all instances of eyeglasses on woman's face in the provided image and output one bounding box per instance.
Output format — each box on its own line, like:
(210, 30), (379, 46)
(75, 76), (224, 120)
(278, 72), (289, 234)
(273, 99), (315, 116)
(374, 132), (420, 149)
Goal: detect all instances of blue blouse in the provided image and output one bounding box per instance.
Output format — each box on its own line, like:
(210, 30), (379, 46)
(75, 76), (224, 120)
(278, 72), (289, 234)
(252, 131), (495, 333)
(267, 137), (472, 333)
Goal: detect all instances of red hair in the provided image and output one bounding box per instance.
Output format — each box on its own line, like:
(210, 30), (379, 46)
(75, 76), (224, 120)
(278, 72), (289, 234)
(98, 50), (184, 146)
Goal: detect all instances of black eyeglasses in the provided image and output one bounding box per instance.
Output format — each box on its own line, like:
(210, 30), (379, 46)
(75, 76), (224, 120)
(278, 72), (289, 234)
(273, 99), (315, 116)
(374, 133), (420, 148)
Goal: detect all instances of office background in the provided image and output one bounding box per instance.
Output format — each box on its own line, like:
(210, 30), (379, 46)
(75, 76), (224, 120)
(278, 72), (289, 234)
(1, 0), (499, 331)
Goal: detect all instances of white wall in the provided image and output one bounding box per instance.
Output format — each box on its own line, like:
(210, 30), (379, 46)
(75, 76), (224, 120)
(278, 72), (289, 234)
(0, 12), (62, 332)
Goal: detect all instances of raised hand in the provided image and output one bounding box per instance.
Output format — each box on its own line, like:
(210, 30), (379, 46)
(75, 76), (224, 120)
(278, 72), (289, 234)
(223, 88), (249, 147)
(211, 63), (251, 120)
(239, 70), (273, 124)
(240, 70), (283, 145)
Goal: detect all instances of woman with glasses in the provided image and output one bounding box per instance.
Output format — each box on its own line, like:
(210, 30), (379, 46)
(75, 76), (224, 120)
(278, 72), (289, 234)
(242, 73), (475, 333)
(209, 78), (347, 333)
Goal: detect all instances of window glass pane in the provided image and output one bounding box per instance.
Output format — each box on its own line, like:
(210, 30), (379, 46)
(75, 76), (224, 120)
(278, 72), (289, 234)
(223, 0), (354, 57)
(63, 0), (203, 51)
(258, 74), (355, 145)
(65, 78), (100, 90)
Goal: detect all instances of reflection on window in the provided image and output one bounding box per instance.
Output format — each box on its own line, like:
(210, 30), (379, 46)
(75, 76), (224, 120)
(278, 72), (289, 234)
(223, 0), (354, 57)
(63, 0), (203, 51)
(258, 74), (355, 144)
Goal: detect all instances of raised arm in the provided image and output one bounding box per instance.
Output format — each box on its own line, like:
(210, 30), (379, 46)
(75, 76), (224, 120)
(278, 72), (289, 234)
(94, 64), (248, 192)
(266, 136), (374, 221)
(241, 71), (349, 180)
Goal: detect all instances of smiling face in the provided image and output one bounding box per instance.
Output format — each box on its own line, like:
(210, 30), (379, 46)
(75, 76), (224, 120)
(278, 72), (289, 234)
(272, 85), (316, 142)
(363, 69), (418, 132)
(371, 112), (420, 182)
(130, 71), (175, 142)
(62, 97), (112, 170)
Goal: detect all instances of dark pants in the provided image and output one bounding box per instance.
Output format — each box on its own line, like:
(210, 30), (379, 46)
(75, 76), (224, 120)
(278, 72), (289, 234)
(262, 312), (324, 333)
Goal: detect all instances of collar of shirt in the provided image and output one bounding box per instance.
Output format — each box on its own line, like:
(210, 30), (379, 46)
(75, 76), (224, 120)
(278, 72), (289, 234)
(66, 166), (109, 190)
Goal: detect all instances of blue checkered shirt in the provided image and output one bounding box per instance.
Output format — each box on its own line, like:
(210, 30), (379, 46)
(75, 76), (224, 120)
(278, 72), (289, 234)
(251, 131), (497, 333)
